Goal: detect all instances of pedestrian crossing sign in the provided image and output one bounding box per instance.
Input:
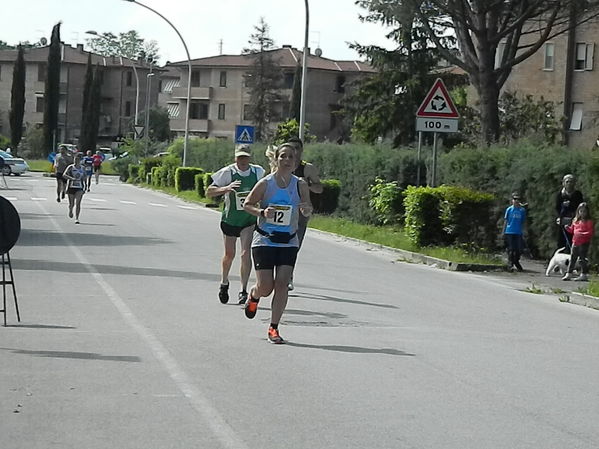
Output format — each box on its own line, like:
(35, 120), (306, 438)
(235, 125), (255, 144)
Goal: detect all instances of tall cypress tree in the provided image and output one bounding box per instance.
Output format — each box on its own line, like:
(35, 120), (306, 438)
(288, 63), (302, 121)
(9, 45), (26, 152)
(79, 53), (93, 151)
(43, 22), (62, 154)
(86, 66), (102, 151)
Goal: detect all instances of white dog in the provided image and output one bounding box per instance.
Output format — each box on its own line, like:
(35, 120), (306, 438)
(545, 247), (580, 276)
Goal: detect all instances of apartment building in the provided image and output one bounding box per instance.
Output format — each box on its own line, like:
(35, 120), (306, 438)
(160, 46), (375, 141)
(501, 18), (599, 148)
(0, 44), (156, 148)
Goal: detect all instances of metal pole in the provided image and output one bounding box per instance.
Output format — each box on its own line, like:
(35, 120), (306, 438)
(299, 0), (309, 142)
(123, 0), (191, 166)
(431, 132), (438, 187)
(145, 72), (154, 156)
(416, 131), (422, 186)
(132, 64), (140, 127)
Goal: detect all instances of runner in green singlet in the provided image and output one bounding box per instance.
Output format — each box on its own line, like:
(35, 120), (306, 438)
(206, 145), (265, 304)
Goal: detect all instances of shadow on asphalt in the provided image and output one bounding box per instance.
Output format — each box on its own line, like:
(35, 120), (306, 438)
(12, 258), (218, 281)
(17, 229), (171, 247)
(289, 291), (399, 310)
(285, 341), (415, 356)
(0, 347), (141, 362)
(5, 324), (76, 329)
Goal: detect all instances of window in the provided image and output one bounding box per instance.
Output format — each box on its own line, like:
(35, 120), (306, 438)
(36, 97), (44, 113)
(219, 71), (227, 87)
(284, 72), (295, 89)
(38, 63), (46, 82)
(243, 104), (251, 121)
(543, 43), (555, 70)
(191, 70), (200, 87)
(569, 102), (583, 130)
(335, 75), (346, 93)
(126, 71), (133, 87)
(125, 101), (132, 117)
(575, 43), (594, 70)
(495, 42), (506, 69)
(190, 101), (208, 120)
(218, 103), (226, 120)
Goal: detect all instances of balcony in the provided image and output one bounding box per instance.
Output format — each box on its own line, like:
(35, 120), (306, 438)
(171, 86), (212, 100)
(170, 118), (209, 133)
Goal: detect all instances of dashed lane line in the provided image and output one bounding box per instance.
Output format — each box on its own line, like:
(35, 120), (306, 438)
(148, 202), (167, 208)
(120, 200), (137, 205)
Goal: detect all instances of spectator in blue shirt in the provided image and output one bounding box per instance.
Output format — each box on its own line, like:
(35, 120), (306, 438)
(503, 192), (527, 272)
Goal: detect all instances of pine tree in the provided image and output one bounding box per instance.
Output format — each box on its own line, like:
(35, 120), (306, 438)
(87, 66), (102, 152)
(43, 22), (61, 154)
(243, 17), (282, 141)
(9, 45), (26, 152)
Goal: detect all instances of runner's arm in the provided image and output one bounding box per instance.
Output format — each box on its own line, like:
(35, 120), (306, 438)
(243, 179), (270, 217)
(298, 179), (313, 217)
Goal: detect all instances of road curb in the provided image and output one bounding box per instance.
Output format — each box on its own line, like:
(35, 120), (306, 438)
(309, 228), (504, 272)
(564, 291), (599, 310)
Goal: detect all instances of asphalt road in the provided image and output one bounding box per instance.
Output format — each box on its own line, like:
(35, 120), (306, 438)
(1, 172), (598, 449)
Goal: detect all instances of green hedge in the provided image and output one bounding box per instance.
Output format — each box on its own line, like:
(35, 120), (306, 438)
(139, 157), (163, 184)
(176, 167), (204, 192)
(128, 164), (140, 183)
(312, 179), (341, 214)
(195, 173), (206, 197)
(404, 185), (495, 248)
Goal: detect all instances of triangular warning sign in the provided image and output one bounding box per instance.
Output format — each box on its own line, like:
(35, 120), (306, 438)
(134, 126), (145, 138)
(238, 129), (252, 143)
(416, 78), (459, 118)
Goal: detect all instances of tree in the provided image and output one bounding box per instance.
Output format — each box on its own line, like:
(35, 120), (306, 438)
(43, 22), (61, 153)
(86, 30), (160, 63)
(149, 107), (171, 142)
(79, 54), (94, 151)
(288, 63), (302, 121)
(345, 1), (459, 146)
(87, 67), (102, 151)
(358, 0), (599, 144)
(243, 17), (283, 141)
(9, 45), (26, 152)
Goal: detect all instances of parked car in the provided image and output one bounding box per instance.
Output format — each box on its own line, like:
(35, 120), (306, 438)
(0, 151), (29, 176)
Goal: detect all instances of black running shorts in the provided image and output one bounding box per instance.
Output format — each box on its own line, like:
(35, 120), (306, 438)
(220, 221), (254, 237)
(252, 246), (298, 270)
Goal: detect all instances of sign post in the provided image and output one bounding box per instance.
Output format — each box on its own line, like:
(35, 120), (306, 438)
(415, 78), (459, 186)
(235, 125), (255, 145)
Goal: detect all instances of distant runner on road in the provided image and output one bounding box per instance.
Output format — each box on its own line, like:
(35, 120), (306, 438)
(206, 144), (265, 305)
(92, 150), (104, 185)
(82, 150), (94, 192)
(53, 145), (73, 202)
(62, 153), (87, 224)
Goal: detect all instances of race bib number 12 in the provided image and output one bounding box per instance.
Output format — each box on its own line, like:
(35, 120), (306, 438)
(266, 204), (292, 226)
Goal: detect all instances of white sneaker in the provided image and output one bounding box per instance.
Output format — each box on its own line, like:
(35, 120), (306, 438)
(562, 273), (573, 281)
(287, 280), (294, 291)
(574, 273), (589, 281)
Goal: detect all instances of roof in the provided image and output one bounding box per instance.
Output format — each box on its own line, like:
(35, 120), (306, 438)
(169, 46), (375, 73)
(0, 44), (149, 69)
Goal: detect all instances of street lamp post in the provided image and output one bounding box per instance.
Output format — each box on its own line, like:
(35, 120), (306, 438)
(85, 30), (140, 134)
(299, 0), (309, 142)
(145, 72), (155, 156)
(122, 0), (192, 167)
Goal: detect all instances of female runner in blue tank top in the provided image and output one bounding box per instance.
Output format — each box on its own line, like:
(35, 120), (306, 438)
(243, 143), (313, 344)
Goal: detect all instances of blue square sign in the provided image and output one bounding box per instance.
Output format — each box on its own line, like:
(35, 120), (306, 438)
(235, 125), (255, 144)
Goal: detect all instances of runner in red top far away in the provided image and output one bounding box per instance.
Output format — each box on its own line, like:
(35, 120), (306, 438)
(92, 150), (104, 185)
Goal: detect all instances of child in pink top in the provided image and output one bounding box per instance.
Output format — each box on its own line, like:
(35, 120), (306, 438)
(563, 202), (594, 281)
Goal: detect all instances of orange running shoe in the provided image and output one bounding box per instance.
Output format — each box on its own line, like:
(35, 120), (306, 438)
(267, 327), (285, 344)
(244, 297), (259, 319)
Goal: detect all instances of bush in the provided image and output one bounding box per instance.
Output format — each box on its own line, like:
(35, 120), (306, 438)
(176, 167), (204, 192)
(404, 186), (444, 246)
(369, 177), (404, 225)
(128, 164), (140, 183)
(139, 157), (163, 183)
(312, 179), (341, 214)
(195, 173), (206, 197)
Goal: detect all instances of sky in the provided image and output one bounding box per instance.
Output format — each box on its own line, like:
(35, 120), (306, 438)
(2, 0), (395, 64)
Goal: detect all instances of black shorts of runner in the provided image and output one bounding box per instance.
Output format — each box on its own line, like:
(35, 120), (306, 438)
(55, 172), (65, 183)
(220, 221), (254, 237)
(67, 187), (84, 196)
(252, 246), (298, 270)
(93, 165), (101, 173)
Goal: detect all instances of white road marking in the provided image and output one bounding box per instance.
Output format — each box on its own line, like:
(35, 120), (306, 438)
(148, 202), (167, 208)
(4, 197), (17, 201)
(120, 200), (136, 205)
(31, 197), (47, 201)
(89, 198), (107, 202)
(178, 205), (198, 210)
(35, 200), (249, 449)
